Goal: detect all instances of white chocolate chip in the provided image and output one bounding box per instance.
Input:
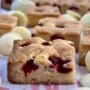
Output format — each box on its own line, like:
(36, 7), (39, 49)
(67, 10), (81, 20)
(66, 40), (74, 46)
(11, 26), (31, 39)
(11, 0), (36, 13)
(80, 13), (90, 28)
(63, 63), (68, 68)
(61, 14), (78, 22)
(85, 51), (90, 72)
(10, 11), (28, 26)
(63, 62), (72, 68)
(0, 32), (22, 56)
(45, 23), (55, 27)
(34, 52), (52, 66)
(80, 74), (90, 87)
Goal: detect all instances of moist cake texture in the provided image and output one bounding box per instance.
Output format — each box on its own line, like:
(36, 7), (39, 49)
(8, 37), (76, 84)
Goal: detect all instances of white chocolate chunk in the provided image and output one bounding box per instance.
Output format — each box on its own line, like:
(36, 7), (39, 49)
(10, 11), (27, 26)
(11, 26), (31, 39)
(85, 51), (90, 72)
(80, 13), (90, 28)
(67, 10), (81, 20)
(80, 74), (90, 87)
(66, 40), (74, 45)
(11, 0), (36, 13)
(61, 14), (78, 22)
(0, 33), (22, 56)
(44, 23), (55, 27)
(34, 52), (52, 66)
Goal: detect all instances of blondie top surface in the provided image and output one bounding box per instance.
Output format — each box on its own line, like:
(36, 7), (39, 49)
(27, 6), (60, 16)
(0, 14), (17, 29)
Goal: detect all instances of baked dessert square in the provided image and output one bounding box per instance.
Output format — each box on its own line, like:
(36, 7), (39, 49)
(33, 17), (81, 51)
(79, 30), (90, 66)
(32, 0), (60, 7)
(26, 6), (60, 27)
(59, 0), (88, 15)
(0, 14), (17, 36)
(8, 37), (76, 84)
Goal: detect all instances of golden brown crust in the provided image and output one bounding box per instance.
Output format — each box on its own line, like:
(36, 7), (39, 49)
(27, 6), (60, 27)
(79, 34), (90, 66)
(39, 16), (80, 25)
(32, 17), (81, 51)
(34, 24), (80, 35)
(59, 0), (88, 7)
(59, 0), (88, 14)
(8, 37), (76, 84)
(27, 6), (60, 16)
(33, 0), (60, 6)
(33, 23), (81, 36)
(0, 14), (17, 29)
